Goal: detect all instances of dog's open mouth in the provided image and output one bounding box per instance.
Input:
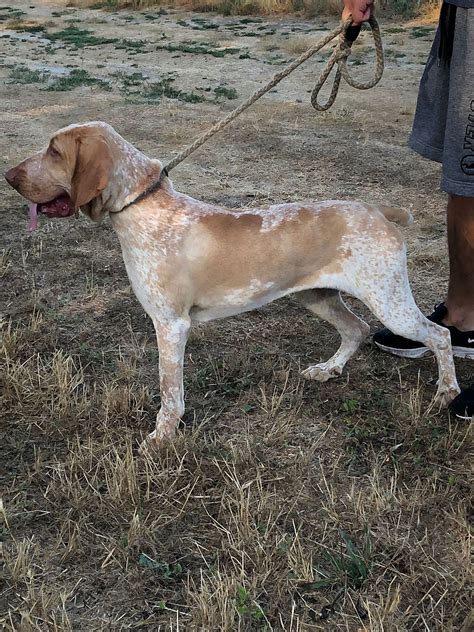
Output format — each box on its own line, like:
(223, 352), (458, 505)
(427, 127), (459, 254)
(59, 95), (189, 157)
(28, 193), (75, 231)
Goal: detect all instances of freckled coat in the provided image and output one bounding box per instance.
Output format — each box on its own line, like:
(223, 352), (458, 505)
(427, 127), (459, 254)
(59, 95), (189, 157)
(5, 122), (460, 448)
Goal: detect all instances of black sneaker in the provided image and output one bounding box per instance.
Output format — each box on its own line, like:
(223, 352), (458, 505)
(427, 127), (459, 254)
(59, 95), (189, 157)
(449, 385), (474, 419)
(373, 303), (474, 360)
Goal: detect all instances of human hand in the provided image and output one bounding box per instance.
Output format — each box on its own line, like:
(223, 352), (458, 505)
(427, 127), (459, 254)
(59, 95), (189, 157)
(342, 0), (374, 25)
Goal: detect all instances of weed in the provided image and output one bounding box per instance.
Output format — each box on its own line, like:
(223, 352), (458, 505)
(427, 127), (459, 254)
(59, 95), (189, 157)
(46, 68), (111, 91)
(44, 25), (118, 48)
(142, 77), (206, 103)
(265, 53), (288, 65)
(214, 84), (238, 100)
(410, 26), (433, 39)
(115, 38), (148, 51)
(297, 530), (371, 620)
(115, 70), (205, 103)
(8, 65), (48, 84)
(0, 8), (26, 22)
(157, 41), (242, 57)
(384, 26), (406, 34)
(138, 553), (184, 579)
(341, 398), (359, 413)
(385, 48), (407, 60)
(142, 8), (168, 19)
(235, 585), (266, 625)
(113, 70), (147, 90)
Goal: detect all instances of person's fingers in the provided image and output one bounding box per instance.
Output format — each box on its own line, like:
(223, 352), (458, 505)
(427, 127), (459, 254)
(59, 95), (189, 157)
(343, 10), (366, 26)
(342, 2), (373, 26)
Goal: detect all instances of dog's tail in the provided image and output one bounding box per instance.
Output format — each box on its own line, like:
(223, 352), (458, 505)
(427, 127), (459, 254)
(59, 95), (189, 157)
(378, 205), (414, 227)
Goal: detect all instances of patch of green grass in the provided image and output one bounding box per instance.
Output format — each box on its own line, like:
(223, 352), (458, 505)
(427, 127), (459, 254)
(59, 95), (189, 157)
(214, 84), (238, 100)
(341, 398), (359, 413)
(158, 41), (241, 58)
(385, 48), (407, 60)
(142, 77), (206, 103)
(138, 553), (183, 580)
(177, 18), (219, 30)
(8, 65), (48, 84)
(235, 586), (266, 626)
(297, 530), (371, 620)
(143, 9), (168, 20)
(410, 26), (433, 39)
(46, 68), (111, 92)
(115, 70), (205, 103)
(113, 70), (147, 90)
(114, 39), (147, 51)
(0, 8), (25, 22)
(45, 26), (117, 48)
(349, 57), (366, 66)
(265, 54), (288, 65)
(384, 26), (406, 34)
(193, 17), (219, 28)
(193, 21), (219, 30)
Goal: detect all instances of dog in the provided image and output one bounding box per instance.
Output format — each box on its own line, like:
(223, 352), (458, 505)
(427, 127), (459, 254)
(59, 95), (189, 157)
(5, 121), (460, 447)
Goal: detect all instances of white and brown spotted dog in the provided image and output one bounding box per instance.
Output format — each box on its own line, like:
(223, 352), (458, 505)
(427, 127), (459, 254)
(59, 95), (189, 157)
(5, 122), (460, 447)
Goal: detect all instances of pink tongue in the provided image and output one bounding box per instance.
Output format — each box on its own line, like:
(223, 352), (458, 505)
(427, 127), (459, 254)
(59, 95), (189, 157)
(28, 202), (38, 232)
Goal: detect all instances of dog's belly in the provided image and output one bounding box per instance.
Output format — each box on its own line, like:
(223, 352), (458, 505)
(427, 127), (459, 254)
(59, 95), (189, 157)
(189, 274), (332, 322)
(190, 287), (288, 322)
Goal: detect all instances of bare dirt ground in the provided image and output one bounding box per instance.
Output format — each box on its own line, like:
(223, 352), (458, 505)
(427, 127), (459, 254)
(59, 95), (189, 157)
(1, 1), (472, 630)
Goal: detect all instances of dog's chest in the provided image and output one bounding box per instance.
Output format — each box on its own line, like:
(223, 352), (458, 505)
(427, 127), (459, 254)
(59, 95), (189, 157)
(114, 224), (172, 317)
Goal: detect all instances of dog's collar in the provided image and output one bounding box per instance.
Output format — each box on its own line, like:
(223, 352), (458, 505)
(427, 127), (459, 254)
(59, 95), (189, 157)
(109, 167), (169, 215)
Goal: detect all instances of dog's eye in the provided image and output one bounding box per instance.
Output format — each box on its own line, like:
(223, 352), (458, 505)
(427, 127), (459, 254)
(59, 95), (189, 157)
(48, 145), (60, 158)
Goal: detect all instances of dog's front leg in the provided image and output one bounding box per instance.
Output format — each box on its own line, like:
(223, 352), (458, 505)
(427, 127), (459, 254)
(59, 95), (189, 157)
(145, 315), (190, 447)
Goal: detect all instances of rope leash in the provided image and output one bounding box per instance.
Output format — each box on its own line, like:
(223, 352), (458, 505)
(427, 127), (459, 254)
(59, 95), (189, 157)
(163, 15), (384, 174)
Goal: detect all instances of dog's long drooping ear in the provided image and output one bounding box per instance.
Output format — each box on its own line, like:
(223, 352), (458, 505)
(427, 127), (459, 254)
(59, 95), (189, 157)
(71, 132), (113, 211)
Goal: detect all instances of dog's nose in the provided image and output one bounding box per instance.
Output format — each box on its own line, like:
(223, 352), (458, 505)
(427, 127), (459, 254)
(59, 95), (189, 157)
(5, 166), (19, 188)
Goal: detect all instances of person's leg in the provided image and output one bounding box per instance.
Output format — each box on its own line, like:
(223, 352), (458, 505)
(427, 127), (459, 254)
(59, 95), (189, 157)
(374, 5), (473, 417)
(444, 195), (474, 331)
(445, 196), (474, 416)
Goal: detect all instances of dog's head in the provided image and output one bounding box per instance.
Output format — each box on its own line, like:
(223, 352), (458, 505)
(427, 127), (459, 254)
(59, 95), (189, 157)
(5, 122), (115, 230)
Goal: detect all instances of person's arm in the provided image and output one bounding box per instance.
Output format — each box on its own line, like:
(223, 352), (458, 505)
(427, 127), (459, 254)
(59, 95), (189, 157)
(342, 0), (374, 25)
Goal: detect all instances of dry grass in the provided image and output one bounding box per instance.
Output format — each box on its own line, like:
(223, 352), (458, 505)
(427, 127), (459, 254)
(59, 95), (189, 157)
(0, 1), (471, 628)
(1, 294), (472, 629)
(61, 0), (442, 18)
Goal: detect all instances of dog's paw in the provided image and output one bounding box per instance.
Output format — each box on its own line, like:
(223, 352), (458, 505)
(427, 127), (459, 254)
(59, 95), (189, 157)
(301, 363), (343, 382)
(433, 384), (461, 409)
(138, 425), (176, 456)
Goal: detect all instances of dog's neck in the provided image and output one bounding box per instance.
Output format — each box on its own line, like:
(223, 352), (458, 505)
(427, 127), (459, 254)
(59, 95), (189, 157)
(100, 131), (170, 214)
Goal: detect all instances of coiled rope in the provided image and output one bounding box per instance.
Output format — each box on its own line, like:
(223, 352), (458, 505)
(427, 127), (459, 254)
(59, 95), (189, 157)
(163, 15), (384, 174)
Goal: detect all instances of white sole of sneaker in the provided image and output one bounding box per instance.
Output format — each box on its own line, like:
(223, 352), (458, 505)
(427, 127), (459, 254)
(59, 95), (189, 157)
(454, 412), (474, 420)
(375, 342), (474, 360)
(452, 346), (474, 360)
(374, 342), (432, 359)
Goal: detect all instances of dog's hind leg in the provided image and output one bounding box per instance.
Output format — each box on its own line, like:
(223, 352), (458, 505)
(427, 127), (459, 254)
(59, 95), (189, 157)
(296, 289), (370, 382)
(354, 265), (460, 407)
